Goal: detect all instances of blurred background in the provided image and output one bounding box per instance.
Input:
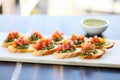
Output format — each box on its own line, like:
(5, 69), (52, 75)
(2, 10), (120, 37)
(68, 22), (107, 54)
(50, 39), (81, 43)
(0, 0), (120, 16)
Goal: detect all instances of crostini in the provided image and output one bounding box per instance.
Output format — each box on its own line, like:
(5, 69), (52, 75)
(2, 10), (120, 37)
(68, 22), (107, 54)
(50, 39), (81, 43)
(51, 31), (64, 44)
(70, 34), (86, 47)
(28, 31), (43, 44)
(79, 42), (105, 59)
(7, 37), (33, 53)
(54, 40), (80, 59)
(2, 32), (20, 48)
(89, 36), (114, 49)
(32, 38), (56, 56)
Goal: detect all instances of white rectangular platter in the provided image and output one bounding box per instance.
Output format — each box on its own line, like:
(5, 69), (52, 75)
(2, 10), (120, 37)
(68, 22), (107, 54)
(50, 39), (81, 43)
(0, 33), (120, 68)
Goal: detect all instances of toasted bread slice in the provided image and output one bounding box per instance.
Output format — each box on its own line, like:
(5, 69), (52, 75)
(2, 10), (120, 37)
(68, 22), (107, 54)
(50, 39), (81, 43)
(7, 45), (34, 53)
(32, 47), (56, 56)
(2, 42), (13, 48)
(103, 41), (114, 49)
(7, 45), (17, 53)
(95, 41), (114, 49)
(54, 48), (80, 59)
(79, 49), (105, 59)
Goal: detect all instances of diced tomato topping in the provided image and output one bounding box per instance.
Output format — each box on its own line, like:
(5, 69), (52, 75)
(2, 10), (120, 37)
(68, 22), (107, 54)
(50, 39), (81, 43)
(81, 47), (87, 52)
(52, 31), (64, 39)
(34, 38), (53, 50)
(7, 32), (19, 39)
(91, 36), (100, 43)
(35, 42), (42, 50)
(8, 33), (13, 39)
(56, 40), (75, 52)
(81, 43), (89, 52)
(71, 34), (77, 40)
(56, 46), (62, 52)
(81, 42), (95, 53)
(69, 41), (74, 47)
(65, 44), (70, 50)
(78, 35), (84, 40)
(71, 34), (84, 41)
(46, 38), (52, 46)
(61, 45), (65, 50)
(42, 42), (46, 48)
(31, 31), (43, 38)
(14, 37), (28, 46)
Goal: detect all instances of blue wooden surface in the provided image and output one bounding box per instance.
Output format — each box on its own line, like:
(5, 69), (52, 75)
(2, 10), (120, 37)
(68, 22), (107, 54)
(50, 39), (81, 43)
(0, 15), (120, 80)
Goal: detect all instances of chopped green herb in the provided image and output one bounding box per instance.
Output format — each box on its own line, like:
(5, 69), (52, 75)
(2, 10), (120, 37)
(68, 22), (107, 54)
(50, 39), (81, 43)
(80, 52), (92, 56)
(94, 43), (103, 46)
(29, 35), (39, 41)
(60, 47), (76, 53)
(80, 49), (97, 56)
(103, 42), (110, 46)
(74, 40), (84, 46)
(93, 50), (97, 54)
(41, 42), (55, 50)
(4, 36), (18, 43)
(4, 38), (14, 43)
(54, 37), (63, 42)
(17, 44), (29, 49)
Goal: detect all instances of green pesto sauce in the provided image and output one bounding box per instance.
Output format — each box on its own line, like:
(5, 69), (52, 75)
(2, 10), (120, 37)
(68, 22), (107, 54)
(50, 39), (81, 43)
(83, 19), (107, 27)
(103, 42), (110, 46)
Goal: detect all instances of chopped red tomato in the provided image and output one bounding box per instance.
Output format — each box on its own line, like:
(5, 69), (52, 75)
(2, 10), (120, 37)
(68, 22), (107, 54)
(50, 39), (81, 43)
(8, 33), (13, 39)
(65, 44), (70, 49)
(14, 37), (28, 46)
(78, 35), (84, 40)
(81, 42), (95, 53)
(46, 38), (52, 46)
(81, 47), (87, 52)
(71, 34), (84, 41)
(52, 31), (64, 39)
(34, 38), (53, 50)
(7, 32), (19, 39)
(71, 34), (77, 40)
(91, 36), (100, 43)
(31, 31), (43, 38)
(69, 41), (74, 47)
(35, 42), (42, 50)
(56, 40), (76, 52)
(56, 46), (62, 52)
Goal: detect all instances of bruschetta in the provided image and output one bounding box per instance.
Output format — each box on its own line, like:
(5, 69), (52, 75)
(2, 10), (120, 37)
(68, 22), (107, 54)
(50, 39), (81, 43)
(79, 42), (105, 59)
(28, 31), (43, 44)
(89, 36), (114, 49)
(2, 32), (20, 48)
(51, 31), (64, 44)
(70, 34), (86, 47)
(7, 37), (33, 53)
(32, 38), (56, 56)
(54, 40), (80, 59)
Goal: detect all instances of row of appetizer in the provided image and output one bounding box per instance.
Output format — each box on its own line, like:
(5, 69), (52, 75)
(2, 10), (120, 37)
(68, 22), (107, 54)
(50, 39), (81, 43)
(2, 31), (114, 59)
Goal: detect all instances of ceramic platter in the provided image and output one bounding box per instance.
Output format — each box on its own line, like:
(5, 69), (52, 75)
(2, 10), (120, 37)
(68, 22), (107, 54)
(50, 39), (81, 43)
(0, 33), (119, 68)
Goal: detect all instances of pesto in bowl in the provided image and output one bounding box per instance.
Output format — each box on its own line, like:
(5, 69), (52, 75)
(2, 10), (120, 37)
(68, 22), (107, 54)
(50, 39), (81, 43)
(81, 18), (109, 35)
(83, 19), (107, 27)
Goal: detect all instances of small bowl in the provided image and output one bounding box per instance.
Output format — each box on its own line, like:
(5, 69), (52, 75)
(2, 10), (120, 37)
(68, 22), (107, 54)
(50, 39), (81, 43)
(80, 18), (109, 35)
